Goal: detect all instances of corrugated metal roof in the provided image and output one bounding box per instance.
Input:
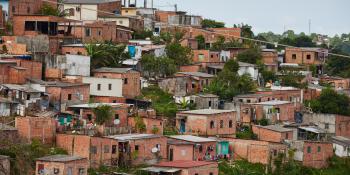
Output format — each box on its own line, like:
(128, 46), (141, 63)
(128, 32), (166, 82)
(94, 67), (136, 73)
(155, 160), (216, 168)
(168, 135), (217, 143)
(36, 155), (85, 162)
(63, 0), (120, 4)
(106, 134), (161, 141)
(179, 109), (235, 115)
(177, 72), (214, 78)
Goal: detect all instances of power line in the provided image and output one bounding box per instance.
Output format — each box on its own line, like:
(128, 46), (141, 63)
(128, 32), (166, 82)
(40, 0), (350, 59)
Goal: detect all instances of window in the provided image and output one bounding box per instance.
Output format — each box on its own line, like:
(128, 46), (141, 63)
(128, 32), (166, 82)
(124, 78), (128, 84)
(26, 94), (30, 100)
(90, 146), (97, 154)
(318, 146), (321, 152)
(211, 54), (214, 58)
(25, 21), (36, 31)
(135, 145), (139, 151)
(115, 114), (119, 120)
(12, 6), (16, 13)
(104, 145), (110, 153)
(198, 54), (205, 61)
(156, 144), (161, 151)
(78, 168), (85, 175)
(247, 99), (251, 103)
(67, 167), (73, 175)
(199, 145), (203, 152)
(53, 168), (59, 174)
(112, 100), (117, 103)
(87, 114), (92, 121)
(307, 146), (311, 153)
(292, 54), (297, 59)
(286, 132), (289, 138)
(210, 173), (213, 175)
(208, 101), (212, 107)
(97, 84), (101, 90)
(220, 120), (224, 128)
(210, 121), (215, 129)
(85, 28), (91, 37)
(27, 7), (30, 13)
(112, 145), (117, 154)
(76, 6), (81, 12)
(68, 94), (72, 100)
(119, 20), (123, 24)
(229, 120), (233, 128)
(77, 51), (82, 55)
(108, 84), (112, 90)
(273, 149), (277, 156)
(195, 174), (199, 175)
(325, 123), (329, 129)
(98, 30), (102, 36)
(306, 54), (311, 60)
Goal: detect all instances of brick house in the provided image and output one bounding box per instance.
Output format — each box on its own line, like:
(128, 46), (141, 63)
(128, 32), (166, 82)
(12, 15), (80, 54)
(176, 109), (236, 137)
(93, 68), (141, 99)
(167, 135), (217, 161)
(189, 94), (220, 110)
(55, 134), (119, 168)
(174, 72), (214, 94)
(106, 134), (168, 165)
(27, 79), (90, 112)
(15, 116), (56, 144)
(0, 123), (18, 146)
(262, 49), (278, 72)
(284, 47), (328, 66)
(98, 15), (144, 32)
(142, 160), (218, 175)
(9, 0), (58, 18)
(225, 138), (288, 165)
(302, 113), (350, 138)
(252, 125), (294, 143)
(61, 44), (88, 56)
(287, 140), (333, 168)
(251, 100), (297, 123)
(68, 103), (129, 128)
(0, 59), (42, 84)
(35, 155), (88, 175)
(319, 75), (350, 90)
(192, 50), (221, 63)
(128, 110), (164, 135)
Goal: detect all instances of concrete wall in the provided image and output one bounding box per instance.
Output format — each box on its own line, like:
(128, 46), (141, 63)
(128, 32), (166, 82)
(303, 113), (336, 134)
(64, 4), (98, 21)
(65, 54), (90, 76)
(333, 143), (350, 157)
(82, 77), (122, 97)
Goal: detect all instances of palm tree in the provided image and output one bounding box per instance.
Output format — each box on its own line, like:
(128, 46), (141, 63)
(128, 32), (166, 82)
(92, 105), (113, 125)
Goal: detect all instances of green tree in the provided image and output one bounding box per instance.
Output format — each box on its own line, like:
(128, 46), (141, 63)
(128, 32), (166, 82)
(205, 60), (256, 100)
(195, 35), (206, 49)
(92, 105), (114, 125)
(211, 36), (226, 51)
(39, 3), (66, 17)
(134, 115), (146, 133)
(201, 19), (225, 28)
(237, 48), (262, 64)
(326, 49), (350, 77)
(85, 43), (130, 70)
(141, 54), (177, 79)
(133, 30), (153, 39)
(307, 88), (350, 116)
(166, 43), (192, 66)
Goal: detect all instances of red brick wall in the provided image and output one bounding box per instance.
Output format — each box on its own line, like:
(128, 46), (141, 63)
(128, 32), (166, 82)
(179, 65), (201, 72)
(55, 134), (119, 168)
(128, 117), (164, 134)
(8, 67), (26, 84)
(92, 96), (126, 103)
(9, 0), (58, 18)
(285, 47), (321, 65)
(252, 125), (293, 143)
(186, 163), (219, 175)
(335, 115), (350, 137)
(61, 46), (88, 56)
(15, 117), (56, 144)
(97, 1), (121, 17)
(167, 144), (194, 161)
(0, 63), (15, 84)
(302, 142), (333, 168)
(128, 137), (167, 165)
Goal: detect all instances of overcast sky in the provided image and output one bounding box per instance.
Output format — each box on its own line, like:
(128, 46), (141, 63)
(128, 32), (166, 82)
(153, 0), (350, 36)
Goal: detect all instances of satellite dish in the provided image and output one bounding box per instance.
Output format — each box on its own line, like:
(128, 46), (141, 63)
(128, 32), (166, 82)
(151, 147), (159, 153)
(114, 119), (120, 125)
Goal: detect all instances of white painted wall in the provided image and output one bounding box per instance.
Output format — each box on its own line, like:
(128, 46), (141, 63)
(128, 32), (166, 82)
(238, 66), (259, 80)
(220, 51), (230, 62)
(82, 77), (123, 97)
(63, 4), (98, 21)
(333, 143), (350, 157)
(0, 103), (10, 116)
(64, 54), (91, 76)
(98, 17), (130, 28)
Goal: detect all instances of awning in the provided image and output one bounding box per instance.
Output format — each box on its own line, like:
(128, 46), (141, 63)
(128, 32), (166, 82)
(299, 126), (327, 134)
(141, 167), (181, 173)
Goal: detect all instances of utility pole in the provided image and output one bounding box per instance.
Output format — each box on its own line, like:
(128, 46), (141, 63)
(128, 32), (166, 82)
(175, 4), (177, 12)
(309, 19), (311, 35)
